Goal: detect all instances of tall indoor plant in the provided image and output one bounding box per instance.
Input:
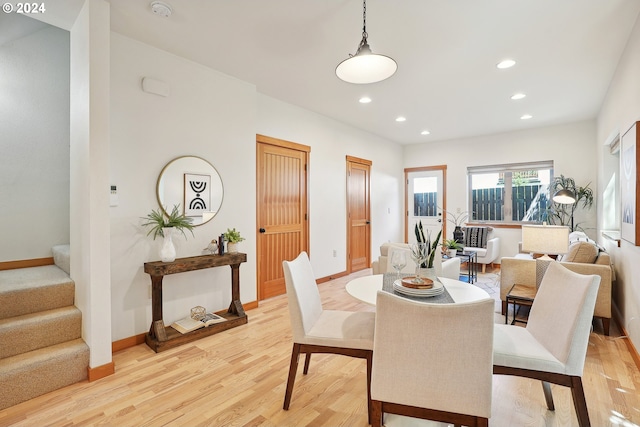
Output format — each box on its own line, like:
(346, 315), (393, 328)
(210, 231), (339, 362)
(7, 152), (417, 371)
(546, 175), (594, 232)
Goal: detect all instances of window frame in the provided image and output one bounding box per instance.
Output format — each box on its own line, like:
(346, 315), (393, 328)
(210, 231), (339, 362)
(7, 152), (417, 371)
(467, 160), (554, 224)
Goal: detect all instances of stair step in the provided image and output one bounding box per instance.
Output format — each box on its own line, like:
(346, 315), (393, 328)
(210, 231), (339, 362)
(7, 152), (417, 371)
(0, 265), (74, 320)
(0, 338), (89, 410)
(0, 307), (82, 359)
(52, 244), (70, 275)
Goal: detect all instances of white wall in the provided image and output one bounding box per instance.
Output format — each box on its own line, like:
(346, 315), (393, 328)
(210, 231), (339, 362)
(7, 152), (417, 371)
(256, 95), (404, 278)
(403, 120), (598, 261)
(597, 14), (640, 350)
(109, 33), (257, 341)
(108, 35), (404, 341)
(0, 22), (69, 262)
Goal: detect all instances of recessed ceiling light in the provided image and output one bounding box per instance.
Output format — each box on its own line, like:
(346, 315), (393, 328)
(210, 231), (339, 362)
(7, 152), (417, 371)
(421, 130), (431, 135)
(395, 116), (406, 122)
(520, 114), (533, 120)
(359, 97), (372, 104)
(511, 93), (526, 100)
(497, 59), (516, 69)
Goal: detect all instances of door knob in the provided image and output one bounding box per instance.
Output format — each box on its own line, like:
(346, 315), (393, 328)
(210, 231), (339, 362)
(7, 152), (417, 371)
(259, 228), (266, 233)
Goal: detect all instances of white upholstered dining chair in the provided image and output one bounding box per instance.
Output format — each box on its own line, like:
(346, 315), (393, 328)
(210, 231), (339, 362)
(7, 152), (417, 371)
(493, 261), (600, 427)
(282, 252), (375, 422)
(371, 291), (494, 427)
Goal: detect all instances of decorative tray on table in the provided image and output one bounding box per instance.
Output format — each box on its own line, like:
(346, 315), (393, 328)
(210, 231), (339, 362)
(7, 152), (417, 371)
(393, 277), (444, 297)
(400, 277), (433, 289)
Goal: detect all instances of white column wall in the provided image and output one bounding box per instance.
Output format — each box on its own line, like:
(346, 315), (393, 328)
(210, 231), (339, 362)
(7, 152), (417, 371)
(597, 14), (640, 351)
(69, 0), (112, 368)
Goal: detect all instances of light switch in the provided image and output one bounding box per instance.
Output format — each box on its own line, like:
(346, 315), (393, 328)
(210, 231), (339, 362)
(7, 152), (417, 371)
(110, 185), (119, 207)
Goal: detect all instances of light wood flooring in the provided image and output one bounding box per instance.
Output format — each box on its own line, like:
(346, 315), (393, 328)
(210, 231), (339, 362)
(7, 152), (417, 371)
(1, 269), (639, 427)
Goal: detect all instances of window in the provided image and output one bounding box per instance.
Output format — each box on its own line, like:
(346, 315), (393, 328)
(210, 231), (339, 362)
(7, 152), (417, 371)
(467, 161), (553, 223)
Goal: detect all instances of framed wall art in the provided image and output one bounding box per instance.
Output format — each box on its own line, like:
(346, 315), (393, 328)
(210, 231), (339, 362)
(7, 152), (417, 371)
(184, 173), (212, 218)
(621, 121), (639, 245)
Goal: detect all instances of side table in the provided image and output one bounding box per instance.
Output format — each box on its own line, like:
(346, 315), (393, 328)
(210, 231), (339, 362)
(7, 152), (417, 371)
(143, 253), (248, 353)
(505, 284), (537, 325)
(455, 251), (478, 284)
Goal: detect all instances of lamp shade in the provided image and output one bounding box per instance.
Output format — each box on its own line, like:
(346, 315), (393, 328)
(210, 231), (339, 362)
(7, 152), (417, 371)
(336, 42), (397, 84)
(553, 189), (576, 204)
(521, 225), (569, 255)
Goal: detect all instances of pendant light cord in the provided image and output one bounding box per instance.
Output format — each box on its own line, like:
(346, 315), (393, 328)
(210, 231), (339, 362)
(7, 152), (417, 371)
(356, 0), (368, 52)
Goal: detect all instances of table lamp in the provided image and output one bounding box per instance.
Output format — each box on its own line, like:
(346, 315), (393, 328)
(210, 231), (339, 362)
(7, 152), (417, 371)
(521, 224), (570, 287)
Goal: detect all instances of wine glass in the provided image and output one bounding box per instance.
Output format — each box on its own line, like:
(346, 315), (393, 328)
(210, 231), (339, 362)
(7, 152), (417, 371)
(410, 243), (428, 283)
(390, 251), (407, 282)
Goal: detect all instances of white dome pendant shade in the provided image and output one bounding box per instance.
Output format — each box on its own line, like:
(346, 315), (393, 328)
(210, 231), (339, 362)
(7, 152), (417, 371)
(335, 0), (397, 84)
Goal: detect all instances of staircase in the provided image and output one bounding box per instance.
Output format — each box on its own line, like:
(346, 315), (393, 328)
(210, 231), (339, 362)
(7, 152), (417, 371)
(0, 245), (89, 410)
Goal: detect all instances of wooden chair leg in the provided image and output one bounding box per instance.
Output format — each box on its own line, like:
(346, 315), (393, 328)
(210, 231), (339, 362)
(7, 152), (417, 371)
(303, 353), (311, 374)
(570, 376), (591, 427)
(283, 343), (301, 410)
(371, 400), (383, 427)
(541, 381), (555, 410)
(366, 351), (373, 425)
(482, 264), (486, 273)
(602, 317), (610, 336)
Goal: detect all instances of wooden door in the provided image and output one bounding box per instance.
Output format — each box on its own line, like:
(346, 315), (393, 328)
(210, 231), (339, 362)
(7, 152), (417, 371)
(256, 135), (309, 300)
(405, 166), (447, 242)
(347, 156), (371, 272)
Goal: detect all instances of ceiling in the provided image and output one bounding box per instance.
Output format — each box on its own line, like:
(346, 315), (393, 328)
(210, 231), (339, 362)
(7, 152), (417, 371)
(21, 0), (640, 144)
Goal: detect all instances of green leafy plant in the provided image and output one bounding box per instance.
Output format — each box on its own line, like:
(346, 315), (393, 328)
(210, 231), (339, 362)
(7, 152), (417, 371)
(546, 175), (594, 231)
(223, 228), (245, 243)
(414, 221), (442, 268)
(141, 204), (195, 240)
(442, 238), (463, 251)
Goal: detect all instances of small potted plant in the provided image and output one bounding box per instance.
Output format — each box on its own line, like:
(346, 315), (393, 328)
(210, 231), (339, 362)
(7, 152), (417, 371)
(142, 204), (194, 262)
(442, 238), (463, 258)
(223, 228), (245, 253)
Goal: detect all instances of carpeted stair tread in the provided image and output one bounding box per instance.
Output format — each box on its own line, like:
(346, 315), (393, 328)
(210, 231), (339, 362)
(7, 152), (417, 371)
(0, 307), (82, 359)
(0, 265), (74, 319)
(0, 338), (89, 410)
(52, 244), (70, 275)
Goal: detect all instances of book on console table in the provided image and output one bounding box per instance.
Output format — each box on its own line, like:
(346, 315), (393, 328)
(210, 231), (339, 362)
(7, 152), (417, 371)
(170, 313), (227, 334)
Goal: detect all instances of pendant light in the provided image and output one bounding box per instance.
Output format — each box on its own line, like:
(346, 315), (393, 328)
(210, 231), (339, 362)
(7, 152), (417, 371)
(336, 0), (397, 84)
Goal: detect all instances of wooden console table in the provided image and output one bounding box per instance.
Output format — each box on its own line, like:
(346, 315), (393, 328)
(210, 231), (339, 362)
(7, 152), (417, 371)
(143, 253), (248, 353)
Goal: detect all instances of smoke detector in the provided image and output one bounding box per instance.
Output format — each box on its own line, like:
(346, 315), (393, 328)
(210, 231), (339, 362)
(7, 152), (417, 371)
(150, 1), (172, 18)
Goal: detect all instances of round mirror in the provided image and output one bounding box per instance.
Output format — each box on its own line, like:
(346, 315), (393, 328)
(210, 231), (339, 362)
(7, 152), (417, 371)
(156, 156), (224, 226)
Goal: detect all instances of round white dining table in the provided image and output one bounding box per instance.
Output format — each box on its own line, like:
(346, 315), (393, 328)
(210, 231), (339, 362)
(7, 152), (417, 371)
(345, 274), (491, 306)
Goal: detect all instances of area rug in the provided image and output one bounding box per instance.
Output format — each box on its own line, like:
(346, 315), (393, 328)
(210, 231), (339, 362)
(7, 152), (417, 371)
(469, 270), (506, 323)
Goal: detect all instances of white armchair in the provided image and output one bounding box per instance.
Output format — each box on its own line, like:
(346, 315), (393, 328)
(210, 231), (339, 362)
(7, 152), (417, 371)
(462, 226), (500, 273)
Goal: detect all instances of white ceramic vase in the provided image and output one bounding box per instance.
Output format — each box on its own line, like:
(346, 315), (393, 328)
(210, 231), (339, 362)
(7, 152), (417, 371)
(160, 227), (176, 262)
(227, 242), (238, 253)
